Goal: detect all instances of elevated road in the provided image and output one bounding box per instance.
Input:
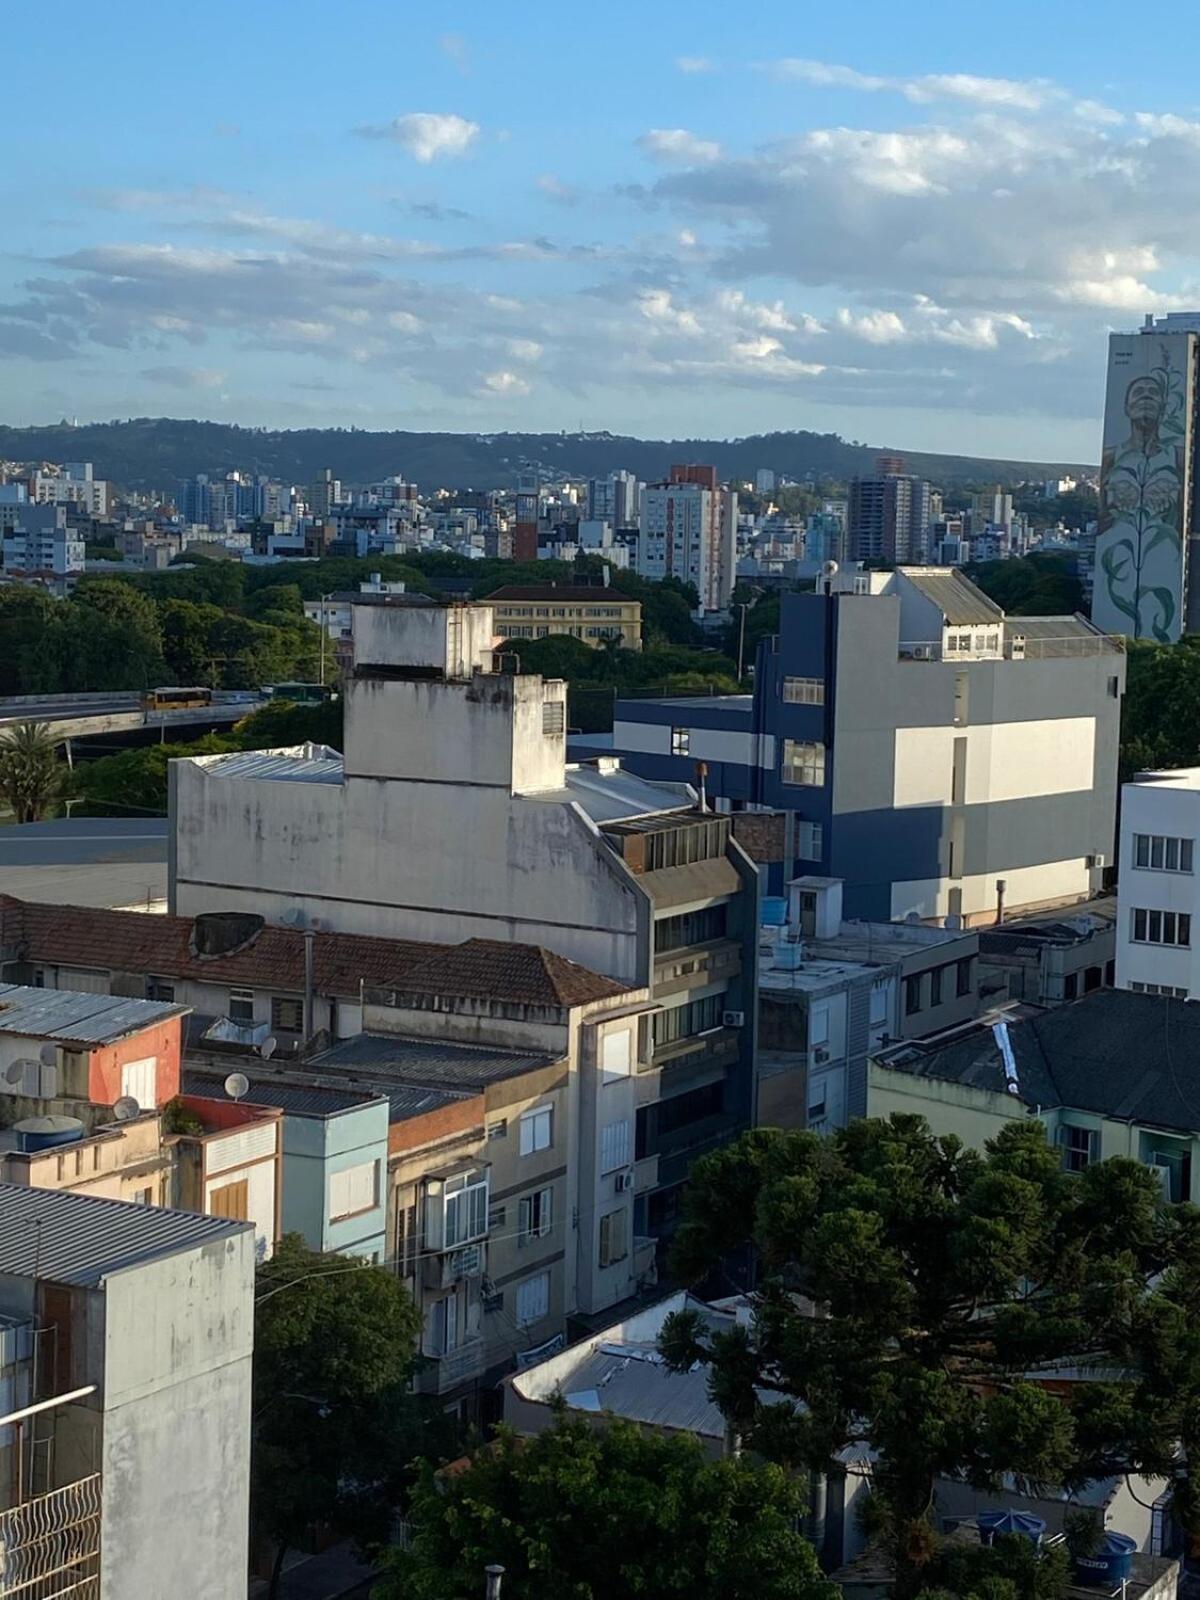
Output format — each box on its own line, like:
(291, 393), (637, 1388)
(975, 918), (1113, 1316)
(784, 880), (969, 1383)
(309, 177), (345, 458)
(0, 691), (266, 741)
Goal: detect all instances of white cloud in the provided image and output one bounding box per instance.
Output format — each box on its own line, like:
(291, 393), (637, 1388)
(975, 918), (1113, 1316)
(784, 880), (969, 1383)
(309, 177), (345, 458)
(637, 128), (722, 165)
(507, 338), (543, 361)
(675, 56), (714, 74)
(769, 58), (1051, 111)
(536, 174), (579, 204)
(837, 308), (908, 344)
(482, 369), (530, 395)
(356, 112), (480, 162)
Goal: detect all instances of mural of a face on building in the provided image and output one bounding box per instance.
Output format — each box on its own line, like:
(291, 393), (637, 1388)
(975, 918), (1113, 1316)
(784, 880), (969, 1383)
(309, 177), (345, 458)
(1096, 343), (1186, 643)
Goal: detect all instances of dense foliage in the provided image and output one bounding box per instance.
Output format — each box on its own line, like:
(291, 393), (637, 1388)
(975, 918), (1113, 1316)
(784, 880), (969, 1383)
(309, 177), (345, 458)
(965, 554), (1085, 616)
(0, 722), (65, 822)
(253, 1237), (451, 1598)
(381, 1411), (837, 1600)
(662, 1116), (1200, 1599)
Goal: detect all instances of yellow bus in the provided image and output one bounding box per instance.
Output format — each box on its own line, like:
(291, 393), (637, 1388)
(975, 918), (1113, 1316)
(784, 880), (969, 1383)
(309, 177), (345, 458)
(144, 686), (213, 712)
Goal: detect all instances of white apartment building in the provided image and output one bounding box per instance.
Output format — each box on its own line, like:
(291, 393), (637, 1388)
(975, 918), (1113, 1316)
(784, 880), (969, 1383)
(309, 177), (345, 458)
(638, 472), (736, 612)
(32, 463), (110, 518)
(1116, 768), (1200, 997)
(1, 505), (86, 575)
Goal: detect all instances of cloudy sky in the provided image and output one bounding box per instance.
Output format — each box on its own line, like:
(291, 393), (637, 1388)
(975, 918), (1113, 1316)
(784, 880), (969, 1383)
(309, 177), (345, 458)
(4, 0), (1200, 460)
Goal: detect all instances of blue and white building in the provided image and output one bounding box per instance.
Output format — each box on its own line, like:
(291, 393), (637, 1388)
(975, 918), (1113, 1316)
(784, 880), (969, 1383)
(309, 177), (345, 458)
(607, 566), (1124, 926)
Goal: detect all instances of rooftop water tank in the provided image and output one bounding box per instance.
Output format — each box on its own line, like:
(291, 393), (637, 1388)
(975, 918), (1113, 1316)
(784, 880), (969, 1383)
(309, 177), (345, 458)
(978, 1510), (1046, 1548)
(13, 1115), (85, 1154)
(1074, 1532), (1136, 1587)
(761, 896), (788, 928)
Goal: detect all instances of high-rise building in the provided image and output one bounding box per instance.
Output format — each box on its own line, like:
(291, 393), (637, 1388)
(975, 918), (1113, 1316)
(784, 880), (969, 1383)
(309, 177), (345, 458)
(1093, 312), (1200, 641)
(755, 468), (776, 496)
(638, 464), (736, 611)
(308, 467), (340, 519)
(587, 470), (640, 528)
(848, 457), (932, 564)
(514, 462), (541, 561)
(1115, 765), (1200, 998)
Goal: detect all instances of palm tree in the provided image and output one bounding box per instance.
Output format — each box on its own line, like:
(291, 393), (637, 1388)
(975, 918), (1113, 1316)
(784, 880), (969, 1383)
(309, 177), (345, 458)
(0, 721), (65, 824)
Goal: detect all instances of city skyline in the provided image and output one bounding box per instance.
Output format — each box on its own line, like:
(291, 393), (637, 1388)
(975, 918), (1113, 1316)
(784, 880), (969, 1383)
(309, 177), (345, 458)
(6, 0), (1200, 458)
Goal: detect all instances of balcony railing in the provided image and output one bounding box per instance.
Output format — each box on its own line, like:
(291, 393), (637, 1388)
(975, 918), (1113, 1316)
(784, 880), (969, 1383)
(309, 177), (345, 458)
(899, 632), (1123, 662)
(0, 1473), (101, 1599)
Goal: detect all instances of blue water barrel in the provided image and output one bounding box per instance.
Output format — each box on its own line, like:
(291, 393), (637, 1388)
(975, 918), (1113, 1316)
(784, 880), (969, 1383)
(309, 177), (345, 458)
(978, 1510), (1047, 1547)
(13, 1115), (85, 1153)
(1074, 1532), (1137, 1586)
(761, 896), (788, 927)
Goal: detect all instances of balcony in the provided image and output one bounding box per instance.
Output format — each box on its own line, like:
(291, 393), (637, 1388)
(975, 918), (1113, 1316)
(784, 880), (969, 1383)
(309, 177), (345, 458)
(417, 1338), (486, 1396)
(0, 1473), (102, 1599)
(420, 1240), (487, 1294)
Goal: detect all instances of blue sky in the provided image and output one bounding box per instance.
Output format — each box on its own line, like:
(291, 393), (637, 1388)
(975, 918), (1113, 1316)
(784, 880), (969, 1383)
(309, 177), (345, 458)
(4, 0), (1200, 461)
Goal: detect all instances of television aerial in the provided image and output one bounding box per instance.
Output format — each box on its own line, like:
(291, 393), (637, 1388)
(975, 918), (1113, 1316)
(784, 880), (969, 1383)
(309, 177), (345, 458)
(224, 1071), (250, 1102)
(113, 1096), (141, 1122)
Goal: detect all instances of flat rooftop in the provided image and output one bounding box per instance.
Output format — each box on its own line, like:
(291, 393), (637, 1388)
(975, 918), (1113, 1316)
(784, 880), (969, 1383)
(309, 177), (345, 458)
(1128, 767), (1200, 790)
(0, 983), (187, 1045)
(0, 817), (167, 911)
(309, 1032), (556, 1093)
(0, 1181), (250, 1288)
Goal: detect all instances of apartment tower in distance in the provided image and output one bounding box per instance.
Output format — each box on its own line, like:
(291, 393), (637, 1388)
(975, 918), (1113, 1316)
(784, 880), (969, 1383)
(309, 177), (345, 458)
(848, 455), (932, 564)
(639, 464), (737, 612)
(1093, 312), (1200, 642)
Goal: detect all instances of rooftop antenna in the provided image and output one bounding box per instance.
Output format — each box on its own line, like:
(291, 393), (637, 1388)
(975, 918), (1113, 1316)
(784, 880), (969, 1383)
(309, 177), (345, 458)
(224, 1071), (250, 1102)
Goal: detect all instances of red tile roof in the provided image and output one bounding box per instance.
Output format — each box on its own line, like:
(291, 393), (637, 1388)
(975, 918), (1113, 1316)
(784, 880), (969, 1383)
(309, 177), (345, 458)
(0, 898), (628, 1008)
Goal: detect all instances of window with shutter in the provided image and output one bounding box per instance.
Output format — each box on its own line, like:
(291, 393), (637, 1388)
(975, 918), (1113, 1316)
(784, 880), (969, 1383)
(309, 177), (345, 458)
(210, 1179), (249, 1221)
(600, 1119), (631, 1175)
(599, 1209), (629, 1267)
(515, 1272), (550, 1326)
(329, 1160), (379, 1220)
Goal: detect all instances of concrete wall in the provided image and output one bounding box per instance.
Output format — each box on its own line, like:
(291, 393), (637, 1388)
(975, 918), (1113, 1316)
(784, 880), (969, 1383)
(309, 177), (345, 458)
(866, 1061), (1029, 1146)
(276, 1101), (389, 1257)
(99, 1227), (255, 1600)
(1117, 779), (1200, 996)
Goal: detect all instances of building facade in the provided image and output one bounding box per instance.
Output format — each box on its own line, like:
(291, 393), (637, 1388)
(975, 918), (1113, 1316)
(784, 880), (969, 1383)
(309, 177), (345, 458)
(1093, 313), (1200, 642)
(169, 600), (759, 1257)
(638, 465), (736, 612)
(608, 566), (1124, 924)
(1, 504), (85, 576)
(1115, 767), (1200, 998)
(848, 460), (932, 564)
(486, 583), (643, 650)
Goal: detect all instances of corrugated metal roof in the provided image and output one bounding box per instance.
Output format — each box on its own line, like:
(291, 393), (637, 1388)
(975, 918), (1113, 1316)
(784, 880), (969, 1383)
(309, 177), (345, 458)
(183, 1070), (384, 1119)
(310, 1033), (553, 1091)
(535, 765), (693, 824)
(641, 857), (742, 911)
(0, 1182), (250, 1288)
(0, 983), (186, 1044)
(899, 568), (1003, 624)
(197, 749), (344, 784)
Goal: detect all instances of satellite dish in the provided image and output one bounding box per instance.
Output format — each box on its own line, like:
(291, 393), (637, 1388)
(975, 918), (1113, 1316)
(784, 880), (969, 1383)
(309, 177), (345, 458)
(258, 1036), (278, 1061)
(5, 1060), (35, 1085)
(38, 1044), (57, 1066)
(224, 1071), (250, 1102)
(113, 1095), (140, 1121)
(281, 907), (307, 929)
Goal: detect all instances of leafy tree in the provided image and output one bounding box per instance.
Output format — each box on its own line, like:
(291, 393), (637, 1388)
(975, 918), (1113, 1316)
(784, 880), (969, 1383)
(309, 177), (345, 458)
(233, 697), (344, 750)
(253, 1236), (443, 1599)
(0, 589), (57, 694)
(159, 599), (229, 685)
(965, 555), (1084, 616)
(0, 721), (66, 822)
(661, 1116), (1200, 1600)
(381, 1411), (837, 1600)
(70, 735), (236, 816)
(1119, 637), (1200, 779)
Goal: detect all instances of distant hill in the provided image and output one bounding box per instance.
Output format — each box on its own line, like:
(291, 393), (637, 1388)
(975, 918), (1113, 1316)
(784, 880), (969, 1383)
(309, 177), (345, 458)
(0, 418), (1094, 493)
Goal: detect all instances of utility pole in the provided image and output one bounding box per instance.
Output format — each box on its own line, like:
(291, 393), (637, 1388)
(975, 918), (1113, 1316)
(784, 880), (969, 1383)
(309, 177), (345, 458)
(318, 593), (331, 688)
(736, 601), (749, 682)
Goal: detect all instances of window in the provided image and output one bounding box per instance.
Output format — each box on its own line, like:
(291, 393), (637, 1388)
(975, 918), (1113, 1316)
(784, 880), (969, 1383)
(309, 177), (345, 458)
(428, 1291), (461, 1356)
(145, 975), (175, 1002)
(654, 905), (727, 953)
(542, 701), (565, 736)
(271, 996), (304, 1033)
(229, 988), (255, 1024)
(330, 1160), (379, 1220)
(986, 633), (999, 652)
(444, 1168), (489, 1247)
(488, 1203), (506, 1230)
(782, 676), (825, 705)
(796, 820), (824, 861)
(651, 991), (724, 1048)
(519, 1106), (553, 1156)
(1134, 833), (1194, 873)
(1109, 674), (1121, 698)
(487, 1118), (508, 1141)
(120, 1056), (156, 1111)
(1059, 1123), (1097, 1173)
(210, 1179), (249, 1221)
(600, 1118), (631, 1174)
(904, 974), (923, 1016)
(519, 1186), (553, 1243)
(1063, 972), (1079, 1001)
(1132, 908), (1192, 947)
(599, 1208), (629, 1267)
(809, 1004), (830, 1047)
(132, 1185), (154, 1206)
(515, 1271), (550, 1326)
(781, 739), (825, 787)
(929, 966), (944, 1007)
(869, 980), (889, 1027)
(671, 727), (690, 756)
(955, 957), (973, 997)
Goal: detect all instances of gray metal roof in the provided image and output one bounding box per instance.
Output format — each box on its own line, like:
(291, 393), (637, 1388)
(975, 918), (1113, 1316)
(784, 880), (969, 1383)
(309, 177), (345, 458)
(0, 1182), (250, 1288)
(183, 1069), (384, 1119)
(310, 1032), (553, 1091)
(0, 984), (186, 1044)
(899, 568), (1004, 625)
(534, 764), (694, 824)
(196, 749), (345, 784)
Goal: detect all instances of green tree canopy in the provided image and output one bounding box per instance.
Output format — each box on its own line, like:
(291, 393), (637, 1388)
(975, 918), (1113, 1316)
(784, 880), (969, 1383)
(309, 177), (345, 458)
(661, 1116), (1200, 1600)
(382, 1411), (837, 1600)
(253, 1236), (444, 1598)
(965, 555), (1084, 616)
(0, 721), (66, 822)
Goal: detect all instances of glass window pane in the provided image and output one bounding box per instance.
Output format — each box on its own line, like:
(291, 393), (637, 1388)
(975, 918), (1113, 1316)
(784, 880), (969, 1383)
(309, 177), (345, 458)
(1135, 834), (1149, 867)
(1151, 836), (1165, 868)
(1184, 839), (1195, 873)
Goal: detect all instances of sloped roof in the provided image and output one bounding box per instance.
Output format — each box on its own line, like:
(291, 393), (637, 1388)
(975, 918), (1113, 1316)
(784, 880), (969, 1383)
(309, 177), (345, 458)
(391, 937), (628, 1008)
(898, 567), (1004, 625)
(884, 989), (1200, 1134)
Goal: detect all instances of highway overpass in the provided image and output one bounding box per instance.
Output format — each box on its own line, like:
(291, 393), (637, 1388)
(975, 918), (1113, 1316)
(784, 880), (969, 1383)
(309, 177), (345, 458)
(0, 691), (266, 742)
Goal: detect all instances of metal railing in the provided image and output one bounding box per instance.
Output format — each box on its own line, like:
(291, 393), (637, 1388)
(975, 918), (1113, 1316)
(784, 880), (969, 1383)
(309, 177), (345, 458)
(0, 1474), (101, 1599)
(898, 633), (1124, 662)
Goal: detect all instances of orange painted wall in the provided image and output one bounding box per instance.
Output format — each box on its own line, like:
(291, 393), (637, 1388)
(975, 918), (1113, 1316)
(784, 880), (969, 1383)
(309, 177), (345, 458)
(86, 1018), (183, 1107)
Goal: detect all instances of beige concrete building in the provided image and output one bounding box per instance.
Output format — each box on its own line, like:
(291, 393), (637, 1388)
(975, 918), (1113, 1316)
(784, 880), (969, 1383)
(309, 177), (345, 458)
(486, 583), (643, 650)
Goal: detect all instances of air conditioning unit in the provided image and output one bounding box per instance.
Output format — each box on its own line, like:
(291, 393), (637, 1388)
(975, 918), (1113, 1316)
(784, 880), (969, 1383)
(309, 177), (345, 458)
(1087, 852), (1106, 870)
(1010, 635), (1027, 659)
(812, 1046), (831, 1065)
(721, 1009), (745, 1028)
(615, 1170), (635, 1193)
(910, 645), (935, 661)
